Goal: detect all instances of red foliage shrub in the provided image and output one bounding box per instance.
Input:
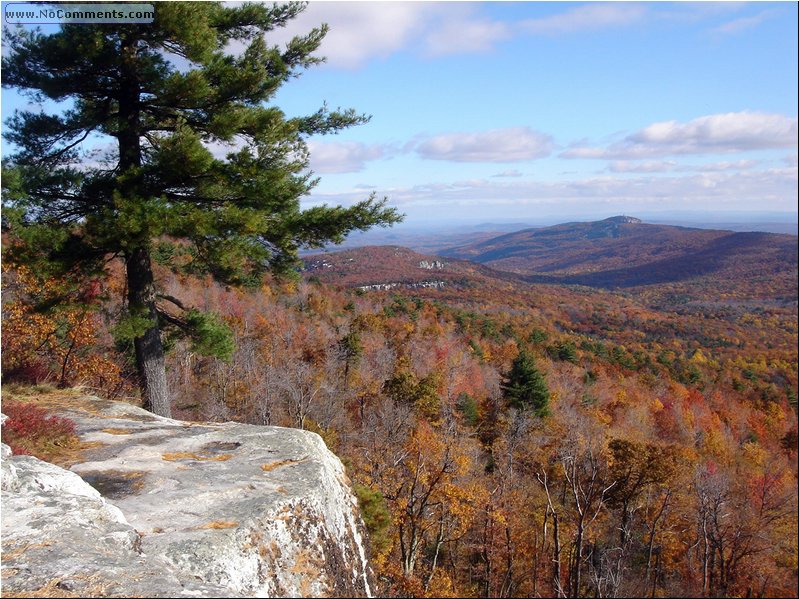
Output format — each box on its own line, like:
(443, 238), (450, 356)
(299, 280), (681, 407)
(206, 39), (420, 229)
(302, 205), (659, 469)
(1, 402), (78, 460)
(2, 361), (52, 385)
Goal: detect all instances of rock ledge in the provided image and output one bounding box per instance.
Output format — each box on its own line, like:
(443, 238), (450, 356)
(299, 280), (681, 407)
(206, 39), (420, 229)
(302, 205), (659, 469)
(1, 396), (372, 597)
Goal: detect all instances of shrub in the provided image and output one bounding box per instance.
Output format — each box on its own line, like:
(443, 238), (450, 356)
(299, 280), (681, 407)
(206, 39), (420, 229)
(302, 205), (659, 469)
(353, 482), (392, 556)
(1, 402), (78, 461)
(456, 392), (479, 427)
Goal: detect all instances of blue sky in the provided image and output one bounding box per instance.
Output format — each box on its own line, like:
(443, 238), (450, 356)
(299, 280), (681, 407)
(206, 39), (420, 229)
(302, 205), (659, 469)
(2, 1), (798, 226)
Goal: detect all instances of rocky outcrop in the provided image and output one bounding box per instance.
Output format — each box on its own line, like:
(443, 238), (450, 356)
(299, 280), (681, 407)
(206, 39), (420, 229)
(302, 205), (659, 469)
(1, 396), (372, 597)
(418, 260), (446, 270)
(357, 280), (446, 292)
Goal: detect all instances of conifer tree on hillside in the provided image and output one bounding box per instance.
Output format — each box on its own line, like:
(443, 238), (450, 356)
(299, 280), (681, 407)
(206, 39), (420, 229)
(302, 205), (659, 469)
(504, 349), (550, 417)
(1, 2), (402, 417)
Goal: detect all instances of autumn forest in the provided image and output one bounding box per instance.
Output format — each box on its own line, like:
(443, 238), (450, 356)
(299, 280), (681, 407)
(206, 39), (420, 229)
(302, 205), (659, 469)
(1, 3), (797, 598)
(3, 219), (797, 597)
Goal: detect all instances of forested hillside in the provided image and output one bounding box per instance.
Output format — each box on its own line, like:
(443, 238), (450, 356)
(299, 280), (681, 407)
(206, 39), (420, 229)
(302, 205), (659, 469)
(3, 243), (796, 597)
(1, 2), (796, 597)
(441, 217), (798, 305)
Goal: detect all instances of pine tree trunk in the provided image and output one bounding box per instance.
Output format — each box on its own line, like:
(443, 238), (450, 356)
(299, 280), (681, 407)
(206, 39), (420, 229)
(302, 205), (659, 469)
(117, 34), (170, 417)
(126, 247), (171, 417)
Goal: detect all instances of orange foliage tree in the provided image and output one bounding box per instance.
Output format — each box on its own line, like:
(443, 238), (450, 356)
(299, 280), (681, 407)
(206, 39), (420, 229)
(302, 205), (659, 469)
(1, 264), (129, 397)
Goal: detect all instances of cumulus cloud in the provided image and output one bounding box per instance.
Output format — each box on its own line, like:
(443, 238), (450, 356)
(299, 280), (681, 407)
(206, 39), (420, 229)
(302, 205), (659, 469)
(274, 3), (511, 65)
(203, 137), (388, 173)
(415, 127), (554, 163)
(248, 3), (781, 69)
(307, 168), (797, 215)
(631, 112), (794, 148)
(265, 2), (436, 69)
(307, 141), (389, 173)
(263, 2), (656, 68)
(563, 112), (798, 159)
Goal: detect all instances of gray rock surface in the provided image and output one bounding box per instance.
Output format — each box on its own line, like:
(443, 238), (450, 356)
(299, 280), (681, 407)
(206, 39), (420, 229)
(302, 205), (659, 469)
(1, 396), (372, 597)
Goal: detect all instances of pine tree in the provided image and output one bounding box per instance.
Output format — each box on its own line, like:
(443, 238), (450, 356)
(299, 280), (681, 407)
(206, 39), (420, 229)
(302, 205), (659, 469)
(1, 2), (402, 417)
(504, 349), (550, 417)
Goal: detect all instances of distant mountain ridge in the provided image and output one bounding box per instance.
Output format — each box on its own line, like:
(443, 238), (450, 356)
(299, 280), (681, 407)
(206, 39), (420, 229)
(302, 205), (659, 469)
(303, 217), (797, 307)
(439, 216), (798, 293)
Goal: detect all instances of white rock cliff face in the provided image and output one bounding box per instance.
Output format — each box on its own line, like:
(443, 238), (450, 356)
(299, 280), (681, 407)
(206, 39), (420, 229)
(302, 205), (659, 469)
(1, 396), (373, 597)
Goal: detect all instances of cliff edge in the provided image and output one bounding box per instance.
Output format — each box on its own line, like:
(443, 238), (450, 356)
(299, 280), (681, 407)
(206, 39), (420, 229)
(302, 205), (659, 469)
(1, 395), (372, 597)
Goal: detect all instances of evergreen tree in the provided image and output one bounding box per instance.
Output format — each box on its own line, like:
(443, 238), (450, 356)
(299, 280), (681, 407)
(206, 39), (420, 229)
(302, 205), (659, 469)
(556, 340), (578, 363)
(1, 2), (402, 417)
(336, 329), (363, 382)
(504, 349), (550, 417)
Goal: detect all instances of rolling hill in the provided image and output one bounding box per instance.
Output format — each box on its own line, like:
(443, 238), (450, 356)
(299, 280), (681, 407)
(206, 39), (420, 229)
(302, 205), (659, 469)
(439, 216), (798, 302)
(303, 245), (523, 291)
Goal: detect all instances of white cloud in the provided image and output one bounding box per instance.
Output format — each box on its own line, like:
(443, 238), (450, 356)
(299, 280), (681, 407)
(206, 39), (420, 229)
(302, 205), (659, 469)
(198, 136), (388, 174)
(785, 154), (798, 167)
(632, 112), (794, 148)
(273, 3), (512, 65)
(421, 3), (647, 58)
(608, 159), (759, 173)
(649, 2), (749, 28)
(204, 137), (245, 159)
(424, 14), (511, 56)
(563, 112), (798, 159)
(521, 3), (647, 35)
(226, 3), (784, 70)
(264, 2), (654, 68)
(685, 160), (759, 172)
(306, 168), (797, 215)
(266, 2), (436, 69)
(415, 127), (554, 163)
(307, 140), (389, 174)
(711, 11), (773, 36)
(493, 169), (524, 178)
(609, 160), (677, 173)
